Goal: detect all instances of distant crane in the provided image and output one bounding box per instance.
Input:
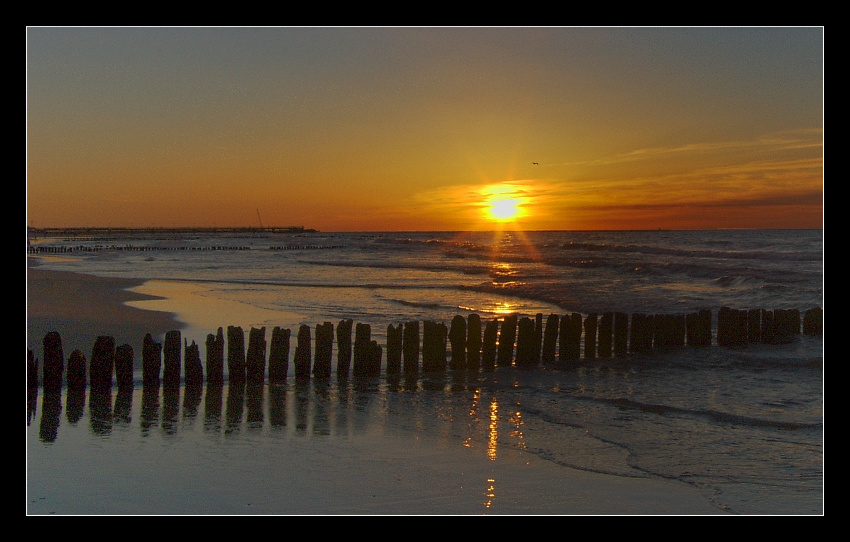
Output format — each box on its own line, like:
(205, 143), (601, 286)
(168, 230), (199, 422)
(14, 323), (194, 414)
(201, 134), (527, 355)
(256, 209), (264, 230)
(532, 162), (539, 166)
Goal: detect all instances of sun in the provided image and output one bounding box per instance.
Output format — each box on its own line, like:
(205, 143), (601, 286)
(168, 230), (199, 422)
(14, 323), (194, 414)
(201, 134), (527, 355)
(481, 183), (529, 224)
(488, 198), (521, 221)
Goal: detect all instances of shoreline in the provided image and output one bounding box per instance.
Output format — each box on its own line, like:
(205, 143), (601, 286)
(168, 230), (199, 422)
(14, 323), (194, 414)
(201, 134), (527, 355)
(27, 262), (183, 363)
(26, 260), (736, 515)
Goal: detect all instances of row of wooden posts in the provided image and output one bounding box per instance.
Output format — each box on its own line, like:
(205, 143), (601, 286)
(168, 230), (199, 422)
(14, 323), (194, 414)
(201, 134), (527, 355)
(29, 306), (823, 394)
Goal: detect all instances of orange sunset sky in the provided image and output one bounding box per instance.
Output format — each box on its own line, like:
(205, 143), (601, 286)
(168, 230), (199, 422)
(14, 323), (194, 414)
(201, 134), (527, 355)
(26, 27), (823, 232)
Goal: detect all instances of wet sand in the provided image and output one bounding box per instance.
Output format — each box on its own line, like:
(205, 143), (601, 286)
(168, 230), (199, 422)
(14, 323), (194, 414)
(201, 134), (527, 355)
(25, 262), (730, 515)
(27, 264), (182, 364)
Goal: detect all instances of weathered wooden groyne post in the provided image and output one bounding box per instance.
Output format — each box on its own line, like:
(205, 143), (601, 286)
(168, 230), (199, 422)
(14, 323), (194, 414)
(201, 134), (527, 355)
(313, 322), (334, 379)
(515, 316), (537, 369)
(717, 307), (748, 347)
(247, 326), (267, 384)
(629, 313), (652, 354)
(42, 331), (64, 394)
(115, 343), (134, 390)
(353, 322), (370, 377)
(541, 313), (559, 365)
(386, 323), (403, 374)
(448, 315), (467, 370)
(183, 340), (203, 387)
(294, 324), (312, 380)
(481, 318), (498, 371)
(583, 314), (598, 359)
(613, 312), (629, 355)
(497, 314), (517, 367)
(205, 328), (225, 387)
(162, 330), (181, 389)
(336, 319), (353, 377)
(597, 312), (613, 357)
(533, 313), (544, 363)
(67, 349), (87, 391)
(227, 326), (246, 384)
(422, 320), (447, 372)
(90, 335), (116, 394)
(558, 312), (582, 363)
(803, 307), (823, 335)
(143, 333), (163, 388)
(686, 310), (712, 347)
(403, 320), (420, 374)
(772, 309), (801, 343)
(268, 326), (291, 384)
(748, 309), (762, 344)
(28, 349), (38, 394)
(653, 314), (686, 348)
(467, 313), (482, 370)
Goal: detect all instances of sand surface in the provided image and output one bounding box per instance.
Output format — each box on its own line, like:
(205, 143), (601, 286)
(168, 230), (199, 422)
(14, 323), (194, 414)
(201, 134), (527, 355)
(27, 264), (183, 363)
(26, 263), (731, 515)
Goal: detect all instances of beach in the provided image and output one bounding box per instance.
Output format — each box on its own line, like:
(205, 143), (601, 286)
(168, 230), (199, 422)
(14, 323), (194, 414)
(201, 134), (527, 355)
(26, 264), (733, 515)
(27, 264), (182, 363)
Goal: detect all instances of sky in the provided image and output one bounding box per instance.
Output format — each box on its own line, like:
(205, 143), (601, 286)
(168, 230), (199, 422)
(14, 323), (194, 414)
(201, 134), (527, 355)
(26, 27), (823, 232)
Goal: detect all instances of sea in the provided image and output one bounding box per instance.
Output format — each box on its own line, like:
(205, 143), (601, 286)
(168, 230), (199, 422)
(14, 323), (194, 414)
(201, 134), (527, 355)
(26, 229), (824, 515)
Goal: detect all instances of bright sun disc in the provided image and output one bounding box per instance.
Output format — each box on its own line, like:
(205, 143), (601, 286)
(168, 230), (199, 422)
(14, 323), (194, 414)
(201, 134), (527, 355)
(488, 198), (520, 221)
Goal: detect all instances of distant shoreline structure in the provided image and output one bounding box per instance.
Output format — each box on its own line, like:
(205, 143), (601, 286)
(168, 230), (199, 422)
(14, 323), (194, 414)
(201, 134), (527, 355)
(28, 226), (317, 236)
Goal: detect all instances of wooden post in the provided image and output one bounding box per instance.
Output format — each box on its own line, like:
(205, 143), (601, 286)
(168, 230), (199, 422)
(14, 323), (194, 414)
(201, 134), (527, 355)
(28, 349), (38, 392)
(584, 314), (597, 359)
(748, 309), (762, 344)
(422, 320), (447, 372)
(672, 314), (686, 346)
(205, 328), (225, 387)
(115, 343), (134, 391)
(227, 326), (246, 383)
(336, 319), (353, 377)
(448, 315), (467, 371)
(481, 319), (498, 371)
(162, 330), (181, 388)
(541, 313), (559, 365)
(497, 314), (517, 367)
(183, 340), (204, 387)
(246, 327), (267, 384)
(718, 307), (747, 347)
(613, 312), (628, 356)
(353, 322), (372, 377)
(314, 322), (334, 379)
(67, 349), (87, 391)
(559, 313), (582, 363)
(803, 307), (823, 335)
(386, 323), (403, 374)
(91, 335), (116, 393)
(686, 310), (712, 347)
(597, 312), (613, 357)
(402, 320), (420, 374)
(143, 333), (163, 388)
(294, 324), (312, 380)
(268, 326), (291, 384)
(630, 313), (652, 354)
(42, 331), (64, 394)
(467, 313), (482, 370)
(515, 316), (537, 369)
(533, 313), (543, 364)
(769, 309), (800, 343)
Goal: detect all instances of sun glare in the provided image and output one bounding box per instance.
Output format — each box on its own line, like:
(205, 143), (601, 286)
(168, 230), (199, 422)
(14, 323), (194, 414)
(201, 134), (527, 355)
(482, 184), (529, 223)
(488, 198), (520, 221)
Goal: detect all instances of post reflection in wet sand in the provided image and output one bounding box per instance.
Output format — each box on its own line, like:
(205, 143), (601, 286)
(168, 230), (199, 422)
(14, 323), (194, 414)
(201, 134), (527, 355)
(29, 371), (509, 452)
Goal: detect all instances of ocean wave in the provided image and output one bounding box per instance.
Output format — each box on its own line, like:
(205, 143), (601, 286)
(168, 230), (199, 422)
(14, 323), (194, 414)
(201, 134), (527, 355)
(601, 397), (822, 431)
